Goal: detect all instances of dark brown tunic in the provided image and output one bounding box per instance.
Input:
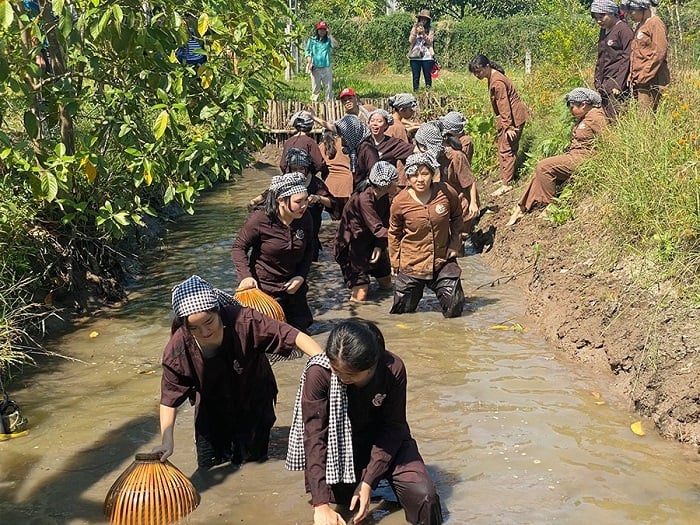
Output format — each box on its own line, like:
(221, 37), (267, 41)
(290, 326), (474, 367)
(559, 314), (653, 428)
(280, 134), (329, 179)
(334, 187), (391, 287)
(160, 305), (299, 455)
(594, 20), (633, 95)
(302, 351), (414, 504)
(356, 136), (415, 188)
(231, 209), (314, 294)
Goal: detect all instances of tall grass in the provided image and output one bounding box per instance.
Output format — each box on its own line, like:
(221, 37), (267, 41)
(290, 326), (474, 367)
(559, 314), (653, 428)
(573, 71), (700, 301)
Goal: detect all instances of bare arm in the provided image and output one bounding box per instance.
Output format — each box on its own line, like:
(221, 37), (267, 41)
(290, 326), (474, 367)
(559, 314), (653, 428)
(152, 404), (177, 462)
(295, 331), (323, 357)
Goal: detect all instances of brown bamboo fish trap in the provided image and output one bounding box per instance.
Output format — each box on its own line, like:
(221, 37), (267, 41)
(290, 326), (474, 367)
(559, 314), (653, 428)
(104, 453), (200, 525)
(234, 288), (286, 322)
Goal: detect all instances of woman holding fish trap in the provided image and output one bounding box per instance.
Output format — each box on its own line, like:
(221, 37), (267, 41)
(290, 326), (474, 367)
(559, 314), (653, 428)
(153, 275), (322, 470)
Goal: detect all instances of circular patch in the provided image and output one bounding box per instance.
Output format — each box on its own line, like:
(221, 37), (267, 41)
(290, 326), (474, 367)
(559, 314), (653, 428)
(295, 229), (305, 240)
(372, 393), (387, 407)
(435, 203), (448, 215)
(607, 39), (615, 46)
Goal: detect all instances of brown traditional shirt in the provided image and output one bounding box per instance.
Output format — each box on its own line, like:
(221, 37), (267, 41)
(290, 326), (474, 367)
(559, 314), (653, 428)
(388, 182), (463, 279)
(321, 138), (353, 199)
(280, 134), (329, 179)
(595, 20), (633, 94)
(568, 108), (608, 153)
(488, 69), (530, 131)
(356, 136), (415, 187)
(630, 15), (670, 88)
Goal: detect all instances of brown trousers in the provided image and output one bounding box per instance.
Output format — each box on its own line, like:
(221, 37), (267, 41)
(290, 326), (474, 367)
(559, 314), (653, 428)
(635, 85), (663, 113)
(496, 125), (524, 186)
(518, 151), (587, 212)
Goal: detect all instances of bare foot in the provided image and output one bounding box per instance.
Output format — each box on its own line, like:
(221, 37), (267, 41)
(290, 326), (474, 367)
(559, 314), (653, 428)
(490, 185), (513, 197)
(506, 207), (525, 226)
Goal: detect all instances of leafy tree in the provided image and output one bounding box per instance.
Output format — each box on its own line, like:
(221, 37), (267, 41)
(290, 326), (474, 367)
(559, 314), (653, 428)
(0, 0), (292, 296)
(396, 0), (535, 19)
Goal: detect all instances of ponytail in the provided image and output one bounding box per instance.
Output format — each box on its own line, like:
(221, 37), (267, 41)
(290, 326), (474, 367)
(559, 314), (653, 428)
(469, 54), (505, 75)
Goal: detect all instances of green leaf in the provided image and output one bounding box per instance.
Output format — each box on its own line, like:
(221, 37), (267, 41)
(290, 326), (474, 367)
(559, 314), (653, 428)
(0, 57), (8, 82)
(113, 211), (130, 226)
(51, 0), (65, 16)
(164, 185), (175, 204)
(23, 111), (39, 139)
(152, 110), (169, 140)
(112, 4), (123, 25)
(41, 172), (59, 202)
(0, 0), (14, 29)
(197, 13), (209, 37)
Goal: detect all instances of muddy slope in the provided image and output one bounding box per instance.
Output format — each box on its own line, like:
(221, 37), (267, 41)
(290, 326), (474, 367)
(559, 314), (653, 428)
(472, 181), (699, 446)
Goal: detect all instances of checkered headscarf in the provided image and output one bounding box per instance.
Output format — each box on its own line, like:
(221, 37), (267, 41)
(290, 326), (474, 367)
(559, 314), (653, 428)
(286, 147), (312, 169)
(290, 111), (314, 132)
(369, 161), (399, 188)
(440, 111), (467, 135)
(367, 108), (394, 126)
(387, 93), (417, 110)
(334, 114), (370, 174)
(286, 354), (355, 485)
(565, 88), (602, 106)
(269, 172), (308, 199)
(404, 152), (440, 177)
(590, 0), (620, 14)
(621, 0), (656, 9)
(414, 120), (445, 158)
(171, 275), (237, 319)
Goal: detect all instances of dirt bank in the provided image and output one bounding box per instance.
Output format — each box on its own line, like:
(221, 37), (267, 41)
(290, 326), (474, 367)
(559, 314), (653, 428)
(471, 177), (699, 447)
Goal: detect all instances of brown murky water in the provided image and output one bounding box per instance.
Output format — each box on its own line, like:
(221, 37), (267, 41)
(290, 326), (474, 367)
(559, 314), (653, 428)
(1, 168), (699, 525)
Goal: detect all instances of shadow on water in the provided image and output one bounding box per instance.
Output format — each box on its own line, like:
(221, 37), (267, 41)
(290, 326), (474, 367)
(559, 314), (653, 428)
(0, 415), (156, 524)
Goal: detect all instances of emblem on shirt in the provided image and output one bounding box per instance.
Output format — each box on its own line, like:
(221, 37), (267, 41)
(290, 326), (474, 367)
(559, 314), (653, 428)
(435, 203), (447, 215)
(607, 39), (615, 46)
(295, 229), (305, 240)
(233, 360), (243, 375)
(637, 32), (646, 40)
(578, 122), (587, 129)
(372, 393), (387, 407)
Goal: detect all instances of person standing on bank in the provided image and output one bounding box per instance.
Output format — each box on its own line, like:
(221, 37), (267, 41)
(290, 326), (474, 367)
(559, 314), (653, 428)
(232, 173), (315, 331)
(154, 275), (322, 470)
(305, 21), (338, 102)
(389, 153), (465, 318)
(506, 88), (608, 227)
(621, 0), (670, 112)
(408, 10), (435, 92)
(286, 320), (444, 525)
(469, 55), (530, 198)
(591, 0), (633, 119)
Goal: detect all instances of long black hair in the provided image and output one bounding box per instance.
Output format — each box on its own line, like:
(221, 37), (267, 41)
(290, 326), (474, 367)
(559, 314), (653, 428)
(326, 320), (383, 372)
(468, 54), (505, 75)
(264, 189), (285, 220)
(322, 129), (337, 159)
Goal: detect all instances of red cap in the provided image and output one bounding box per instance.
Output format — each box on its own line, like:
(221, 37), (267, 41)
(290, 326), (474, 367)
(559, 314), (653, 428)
(316, 21), (328, 29)
(339, 87), (356, 99)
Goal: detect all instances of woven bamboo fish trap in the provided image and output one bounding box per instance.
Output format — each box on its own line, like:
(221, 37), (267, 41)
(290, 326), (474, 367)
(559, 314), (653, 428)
(234, 288), (286, 322)
(104, 453), (200, 525)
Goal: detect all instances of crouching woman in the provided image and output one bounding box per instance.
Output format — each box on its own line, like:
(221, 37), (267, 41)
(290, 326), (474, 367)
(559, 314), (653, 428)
(287, 320), (443, 525)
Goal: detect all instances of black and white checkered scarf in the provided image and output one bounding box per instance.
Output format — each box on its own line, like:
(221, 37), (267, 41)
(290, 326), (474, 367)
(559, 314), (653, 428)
(334, 114), (370, 174)
(286, 147), (312, 169)
(171, 275), (238, 319)
(368, 108), (394, 126)
(387, 93), (417, 110)
(269, 172), (308, 199)
(285, 354), (355, 485)
(565, 88), (602, 106)
(404, 152), (440, 177)
(414, 120), (445, 158)
(369, 161), (399, 188)
(440, 111), (467, 135)
(590, 0), (620, 14)
(290, 111), (314, 132)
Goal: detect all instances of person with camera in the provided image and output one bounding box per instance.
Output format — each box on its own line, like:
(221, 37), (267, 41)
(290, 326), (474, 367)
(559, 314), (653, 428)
(407, 10), (435, 92)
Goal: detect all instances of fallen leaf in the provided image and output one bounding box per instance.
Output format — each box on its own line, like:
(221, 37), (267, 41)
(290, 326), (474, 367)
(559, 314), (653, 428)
(594, 401), (606, 405)
(591, 391), (601, 399)
(138, 370), (155, 375)
(490, 323), (526, 331)
(89, 331), (99, 338)
(395, 323), (409, 329)
(630, 421), (645, 436)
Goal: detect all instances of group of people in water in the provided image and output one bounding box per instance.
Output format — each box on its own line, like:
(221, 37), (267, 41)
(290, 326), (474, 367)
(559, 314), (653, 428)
(151, 2), (671, 523)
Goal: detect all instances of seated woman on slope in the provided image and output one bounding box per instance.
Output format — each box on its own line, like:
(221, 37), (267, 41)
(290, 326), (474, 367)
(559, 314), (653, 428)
(507, 88), (608, 227)
(286, 320), (443, 525)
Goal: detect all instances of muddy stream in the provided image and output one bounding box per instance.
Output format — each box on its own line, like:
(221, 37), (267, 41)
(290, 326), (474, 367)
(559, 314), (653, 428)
(1, 167), (699, 524)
